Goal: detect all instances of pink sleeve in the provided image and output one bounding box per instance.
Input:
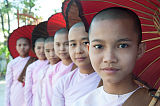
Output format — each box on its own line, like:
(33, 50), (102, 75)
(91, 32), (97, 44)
(5, 62), (13, 106)
(24, 66), (33, 106)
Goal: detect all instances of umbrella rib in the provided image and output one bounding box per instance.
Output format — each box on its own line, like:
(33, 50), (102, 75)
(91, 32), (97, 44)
(130, 0), (155, 12)
(153, 77), (160, 88)
(142, 37), (160, 42)
(145, 45), (160, 53)
(83, 13), (153, 23)
(142, 31), (159, 34)
(153, 19), (160, 29)
(154, 11), (160, 22)
(138, 56), (160, 78)
(146, 0), (160, 9)
(141, 24), (155, 27)
(97, 0), (154, 17)
(139, 16), (153, 21)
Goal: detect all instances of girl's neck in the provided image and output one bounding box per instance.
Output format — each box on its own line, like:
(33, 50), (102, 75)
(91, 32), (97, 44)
(79, 64), (95, 74)
(62, 58), (72, 66)
(20, 55), (29, 58)
(38, 59), (46, 61)
(103, 74), (139, 95)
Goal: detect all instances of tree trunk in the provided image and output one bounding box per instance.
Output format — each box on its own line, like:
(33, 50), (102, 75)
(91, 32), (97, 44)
(6, 0), (10, 35)
(0, 11), (6, 38)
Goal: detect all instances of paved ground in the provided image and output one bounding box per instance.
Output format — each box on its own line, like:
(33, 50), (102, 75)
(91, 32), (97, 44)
(0, 80), (5, 106)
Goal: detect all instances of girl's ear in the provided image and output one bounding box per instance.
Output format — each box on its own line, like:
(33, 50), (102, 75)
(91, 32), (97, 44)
(87, 43), (90, 53)
(137, 42), (146, 60)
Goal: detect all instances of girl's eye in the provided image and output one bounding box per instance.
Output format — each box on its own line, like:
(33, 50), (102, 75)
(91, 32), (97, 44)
(46, 50), (49, 53)
(70, 43), (76, 47)
(65, 43), (69, 46)
(56, 43), (60, 46)
(118, 44), (129, 48)
(83, 42), (89, 45)
(37, 47), (41, 49)
(93, 45), (103, 49)
(23, 44), (27, 46)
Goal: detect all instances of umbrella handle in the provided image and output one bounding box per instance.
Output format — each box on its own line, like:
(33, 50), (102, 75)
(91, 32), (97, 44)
(149, 87), (160, 106)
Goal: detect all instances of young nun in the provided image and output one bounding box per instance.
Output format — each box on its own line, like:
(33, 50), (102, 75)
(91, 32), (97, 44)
(5, 38), (35, 106)
(72, 7), (160, 106)
(34, 36), (60, 106)
(51, 28), (77, 87)
(25, 38), (49, 106)
(38, 28), (76, 106)
(51, 22), (101, 106)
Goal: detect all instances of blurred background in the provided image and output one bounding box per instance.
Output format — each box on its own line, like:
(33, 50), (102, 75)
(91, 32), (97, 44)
(0, 0), (63, 105)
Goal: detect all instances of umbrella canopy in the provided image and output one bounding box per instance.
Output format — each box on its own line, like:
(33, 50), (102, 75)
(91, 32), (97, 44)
(62, 0), (71, 18)
(47, 13), (66, 36)
(32, 21), (49, 50)
(8, 25), (36, 58)
(62, 0), (82, 29)
(74, 0), (160, 89)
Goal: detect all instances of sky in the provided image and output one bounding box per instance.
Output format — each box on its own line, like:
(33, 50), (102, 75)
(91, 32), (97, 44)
(35, 0), (62, 21)
(0, 0), (62, 42)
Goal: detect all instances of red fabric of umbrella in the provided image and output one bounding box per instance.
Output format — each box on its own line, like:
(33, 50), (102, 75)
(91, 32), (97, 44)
(62, 0), (71, 18)
(8, 25), (36, 58)
(32, 21), (49, 50)
(75, 0), (160, 89)
(47, 13), (66, 36)
(63, 0), (82, 29)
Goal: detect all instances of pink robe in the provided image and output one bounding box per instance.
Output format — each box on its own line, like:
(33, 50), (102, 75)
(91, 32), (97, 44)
(5, 56), (30, 106)
(52, 68), (101, 106)
(24, 60), (49, 106)
(36, 61), (74, 106)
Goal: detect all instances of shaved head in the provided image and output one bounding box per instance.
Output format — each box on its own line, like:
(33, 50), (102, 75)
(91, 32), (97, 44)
(55, 28), (68, 37)
(69, 22), (84, 31)
(90, 7), (142, 44)
(45, 36), (54, 44)
(35, 38), (45, 45)
(17, 37), (30, 45)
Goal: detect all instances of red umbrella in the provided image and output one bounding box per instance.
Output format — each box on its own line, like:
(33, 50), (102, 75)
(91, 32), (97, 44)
(47, 13), (66, 36)
(62, 0), (82, 29)
(62, 0), (71, 18)
(8, 25), (36, 58)
(74, 0), (160, 89)
(32, 21), (49, 50)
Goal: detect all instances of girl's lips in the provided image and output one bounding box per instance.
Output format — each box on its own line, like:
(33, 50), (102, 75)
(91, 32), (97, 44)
(101, 67), (120, 74)
(75, 57), (86, 61)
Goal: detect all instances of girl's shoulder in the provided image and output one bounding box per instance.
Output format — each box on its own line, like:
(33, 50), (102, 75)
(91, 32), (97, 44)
(7, 56), (20, 66)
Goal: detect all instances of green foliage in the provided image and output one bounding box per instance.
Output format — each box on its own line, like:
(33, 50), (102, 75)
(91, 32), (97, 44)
(0, 1), (12, 14)
(0, 43), (10, 77)
(0, 43), (10, 59)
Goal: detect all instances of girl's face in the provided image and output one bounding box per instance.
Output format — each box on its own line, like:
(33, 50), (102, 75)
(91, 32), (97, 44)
(89, 19), (145, 84)
(54, 33), (70, 60)
(45, 42), (60, 65)
(16, 38), (30, 57)
(34, 41), (46, 60)
(68, 25), (90, 68)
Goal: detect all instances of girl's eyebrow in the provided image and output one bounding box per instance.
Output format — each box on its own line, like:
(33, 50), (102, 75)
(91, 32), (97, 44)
(91, 39), (104, 43)
(117, 38), (132, 42)
(69, 40), (75, 42)
(64, 41), (69, 44)
(91, 38), (132, 43)
(82, 37), (89, 40)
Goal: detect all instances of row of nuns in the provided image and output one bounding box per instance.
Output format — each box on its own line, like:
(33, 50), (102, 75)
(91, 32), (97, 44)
(5, 0), (160, 106)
